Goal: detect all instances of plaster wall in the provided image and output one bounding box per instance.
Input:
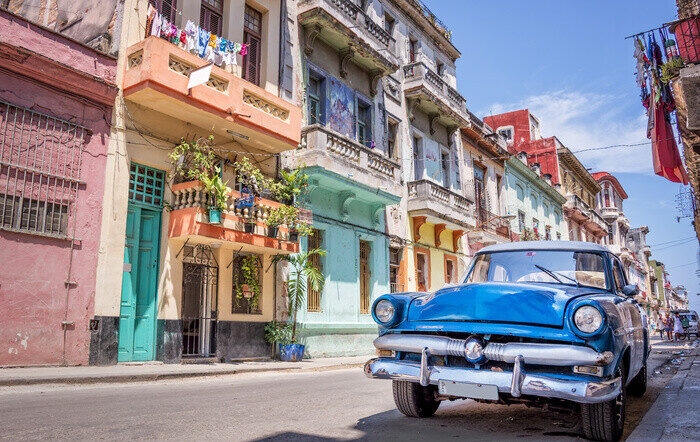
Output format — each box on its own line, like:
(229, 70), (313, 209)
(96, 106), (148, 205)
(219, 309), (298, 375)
(0, 11), (116, 365)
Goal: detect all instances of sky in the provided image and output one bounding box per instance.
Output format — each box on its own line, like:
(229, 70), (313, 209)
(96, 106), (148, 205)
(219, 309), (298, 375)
(427, 0), (699, 310)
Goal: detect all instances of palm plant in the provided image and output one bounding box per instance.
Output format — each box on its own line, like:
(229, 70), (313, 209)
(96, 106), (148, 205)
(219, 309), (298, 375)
(271, 248), (326, 343)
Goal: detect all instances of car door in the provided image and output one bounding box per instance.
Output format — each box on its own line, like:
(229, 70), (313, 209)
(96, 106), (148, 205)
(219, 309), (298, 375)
(611, 257), (644, 378)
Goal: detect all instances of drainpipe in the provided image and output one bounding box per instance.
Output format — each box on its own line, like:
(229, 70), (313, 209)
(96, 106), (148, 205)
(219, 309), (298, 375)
(278, 0), (286, 99)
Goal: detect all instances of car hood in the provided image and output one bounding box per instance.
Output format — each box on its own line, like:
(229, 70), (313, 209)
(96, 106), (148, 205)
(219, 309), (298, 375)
(407, 282), (603, 327)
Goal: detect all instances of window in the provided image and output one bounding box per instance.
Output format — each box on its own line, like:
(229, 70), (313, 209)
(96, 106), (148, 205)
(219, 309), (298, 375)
(532, 218), (539, 238)
(604, 186), (611, 207)
(474, 165), (486, 222)
(0, 101), (86, 238)
(359, 240), (372, 313)
(413, 136), (423, 180)
(556, 232), (562, 240)
(496, 175), (502, 213)
(415, 250), (429, 291)
(545, 225), (551, 240)
(308, 72), (325, 125)
(498, 127), (513, 142)
(389, 247), (403, 293)
(518, 211), (526, 233)
(612, 259), (627, 292)
(436, 61), (445, 75)
(243, 5), (262, 85)
(387, 119), (398, 158)
(445, 255), (457, 284)
(440, 150), (451, 188)
(130, 163), (166, 207)
(307, 229), (323, 312)
(232, 254), (263, 314)
(150, 0), (177, 23)
(409, 37), (418, 62)
(357, 99), (372, 147)
(384, 12), (395, 35)
(200, 0), (223, 35)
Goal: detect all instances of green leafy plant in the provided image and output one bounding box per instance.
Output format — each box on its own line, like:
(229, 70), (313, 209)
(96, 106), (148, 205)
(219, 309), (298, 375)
(271, 249), (326, 343)
(273, 168), (310, 206)
(170, 136), (217, 183)
(233, 157), (274, 194)
(201, 166), (229, 212)
(662, 57), (685, 83)
(264, 321), (293, 346)
(521, 227), (539, 241)
(234, 255), (262, 312)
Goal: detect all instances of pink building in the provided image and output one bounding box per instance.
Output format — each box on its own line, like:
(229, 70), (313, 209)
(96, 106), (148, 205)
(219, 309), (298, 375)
(0, 9), (117, 366)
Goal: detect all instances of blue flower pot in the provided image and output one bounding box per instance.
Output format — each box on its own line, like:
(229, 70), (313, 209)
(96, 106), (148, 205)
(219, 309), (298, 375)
(208, 208), (221, 224)
(278, 343), (305, 362)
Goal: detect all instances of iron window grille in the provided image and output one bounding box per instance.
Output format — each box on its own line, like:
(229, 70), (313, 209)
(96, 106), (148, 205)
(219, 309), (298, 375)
(129, 163), (165, 208)
(0, 100), (87, 239)
(232, 254), (263, 315)
(389, 246), (402, 293)
(359, 240), (372, 314)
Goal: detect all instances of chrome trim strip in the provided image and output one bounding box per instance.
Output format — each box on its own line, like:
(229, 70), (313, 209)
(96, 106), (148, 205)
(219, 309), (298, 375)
(364, 358), (622, 404)
(374, 334), (614, 366)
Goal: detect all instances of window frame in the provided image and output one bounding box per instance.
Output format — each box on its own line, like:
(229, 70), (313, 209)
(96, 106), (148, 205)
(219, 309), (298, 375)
(307, 69), (326, 126)
(355, 95), (373, 148)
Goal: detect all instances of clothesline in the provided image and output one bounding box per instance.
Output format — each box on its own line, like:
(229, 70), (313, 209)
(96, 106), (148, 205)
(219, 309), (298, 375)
(146, 4), (248, 70)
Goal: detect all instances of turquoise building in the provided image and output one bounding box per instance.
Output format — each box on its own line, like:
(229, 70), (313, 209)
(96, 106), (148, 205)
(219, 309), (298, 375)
(505, 154), (568, 240)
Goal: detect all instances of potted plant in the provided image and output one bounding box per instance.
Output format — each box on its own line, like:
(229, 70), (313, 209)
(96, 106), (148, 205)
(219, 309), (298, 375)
(233, 255), (261, 313)
(272, 168), (310, 206)
(269, 248), (326, 361)
(264, 321), (296, 359)
(201, 167), (229, 224)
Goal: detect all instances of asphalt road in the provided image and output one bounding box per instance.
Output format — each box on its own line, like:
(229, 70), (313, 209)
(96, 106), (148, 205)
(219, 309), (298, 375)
(0, 340), (687, 441)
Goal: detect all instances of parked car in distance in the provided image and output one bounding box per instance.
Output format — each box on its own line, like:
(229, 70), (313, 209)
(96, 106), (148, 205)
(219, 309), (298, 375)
(672, 309), (698, 338)
(365, 241), (649, 442)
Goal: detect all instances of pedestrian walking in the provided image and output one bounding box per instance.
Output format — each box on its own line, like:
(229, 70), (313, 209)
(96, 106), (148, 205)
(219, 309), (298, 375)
(673, 314), (684, 341)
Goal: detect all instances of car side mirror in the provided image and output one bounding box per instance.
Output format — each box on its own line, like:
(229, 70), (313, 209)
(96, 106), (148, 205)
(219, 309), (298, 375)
(622, 284), (639, 297)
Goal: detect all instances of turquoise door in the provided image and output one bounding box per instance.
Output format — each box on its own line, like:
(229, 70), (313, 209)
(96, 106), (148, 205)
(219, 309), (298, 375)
(118, 204), (161, 362)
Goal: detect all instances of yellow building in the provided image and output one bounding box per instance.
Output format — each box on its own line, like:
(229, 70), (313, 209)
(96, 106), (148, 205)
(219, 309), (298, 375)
(91, 0), (302, 363)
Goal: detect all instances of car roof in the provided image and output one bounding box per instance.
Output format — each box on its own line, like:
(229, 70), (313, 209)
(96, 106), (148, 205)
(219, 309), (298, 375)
(478, 241), (611, 254)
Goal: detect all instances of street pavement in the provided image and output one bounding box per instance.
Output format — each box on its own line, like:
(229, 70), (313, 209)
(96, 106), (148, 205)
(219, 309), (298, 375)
(0, 339), (695, 441)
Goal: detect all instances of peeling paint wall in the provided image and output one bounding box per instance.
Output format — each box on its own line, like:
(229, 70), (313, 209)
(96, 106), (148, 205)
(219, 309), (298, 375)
(0, 10), (116, 366)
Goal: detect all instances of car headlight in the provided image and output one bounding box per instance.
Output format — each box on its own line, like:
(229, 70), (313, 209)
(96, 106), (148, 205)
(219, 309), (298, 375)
(374, 299), (396, 323)
(574, 305), (604, 334)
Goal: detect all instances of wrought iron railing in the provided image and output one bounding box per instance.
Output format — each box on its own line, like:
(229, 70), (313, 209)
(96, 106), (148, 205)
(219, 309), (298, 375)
(475, 209), (511, 239)
(403, 62), (467, 116)
(411, 0), (452, 41)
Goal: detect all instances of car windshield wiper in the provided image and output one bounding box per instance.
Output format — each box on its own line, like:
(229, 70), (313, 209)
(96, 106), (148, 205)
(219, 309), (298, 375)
(534, 265), (580, 287)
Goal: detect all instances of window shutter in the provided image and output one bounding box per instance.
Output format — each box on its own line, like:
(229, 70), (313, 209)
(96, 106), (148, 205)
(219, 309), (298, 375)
(200, 5), (222, 35)
(151, 0), (177, 23)
(243, 33), (261, 85)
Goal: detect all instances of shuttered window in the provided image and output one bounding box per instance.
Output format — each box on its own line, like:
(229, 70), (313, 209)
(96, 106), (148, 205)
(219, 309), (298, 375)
(243, 5), (262, 86)
(307, 229), (323, 312)
(200, 0), (223, 35)
(150, 0), (177, 23)
(359, 240), (371, 314)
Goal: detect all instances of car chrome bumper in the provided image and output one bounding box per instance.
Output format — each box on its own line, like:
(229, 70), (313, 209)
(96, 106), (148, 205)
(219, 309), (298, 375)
(364, 356), (621, 404)
(373, 334), (614, 366)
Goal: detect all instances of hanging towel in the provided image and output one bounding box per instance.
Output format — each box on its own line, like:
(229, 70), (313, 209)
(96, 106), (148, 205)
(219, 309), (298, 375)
(151, 13), (162, 37)
(240, 43), (248, 56)
(198, 29), (210, 57)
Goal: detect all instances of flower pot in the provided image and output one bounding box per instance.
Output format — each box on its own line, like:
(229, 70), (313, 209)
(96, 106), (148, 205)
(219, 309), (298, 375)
(243, 220), (255, 234)
(267, 226), (278, 238)
(208, 208), (221, 224)
(278, 343), (304, 362)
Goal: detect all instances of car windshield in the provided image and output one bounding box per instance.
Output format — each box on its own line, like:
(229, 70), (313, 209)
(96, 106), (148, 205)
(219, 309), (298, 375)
(466, 250), (608, 290)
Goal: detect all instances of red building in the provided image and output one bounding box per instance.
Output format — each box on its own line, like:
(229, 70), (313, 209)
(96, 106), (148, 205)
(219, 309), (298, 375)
(485, 109), (606, 243)
(0, 9), (117, 366)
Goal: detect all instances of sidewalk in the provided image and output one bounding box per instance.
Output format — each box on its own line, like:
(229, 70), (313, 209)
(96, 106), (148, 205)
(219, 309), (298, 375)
(628, 340), (700, 441)
(0, 355), (372, 387)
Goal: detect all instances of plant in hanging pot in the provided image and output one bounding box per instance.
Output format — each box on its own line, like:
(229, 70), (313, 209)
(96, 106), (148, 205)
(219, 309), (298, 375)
(268, 248), (326, 361)
(233, 255), (262, 313)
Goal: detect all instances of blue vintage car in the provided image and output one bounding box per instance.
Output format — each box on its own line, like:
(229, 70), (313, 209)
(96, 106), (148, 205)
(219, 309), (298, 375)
(365, 241), (648, 442)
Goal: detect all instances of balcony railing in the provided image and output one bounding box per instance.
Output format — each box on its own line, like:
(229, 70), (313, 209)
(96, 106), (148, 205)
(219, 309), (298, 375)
(600, 205), (620, 220)
(475, 209), (511, 239)
(299, 124), (402, 196)
(407, 179), (473, 228)
(299, 0), (398, 70)
(402, 62), (468, 126)
(587, 208), (608, 235)
(169, 181), (304, 252)
(122, 37), (301, 152)
(564, 194), (590, 221)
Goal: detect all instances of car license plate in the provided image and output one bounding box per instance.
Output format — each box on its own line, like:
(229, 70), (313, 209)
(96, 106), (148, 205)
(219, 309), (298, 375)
(438, 380), (499, 400)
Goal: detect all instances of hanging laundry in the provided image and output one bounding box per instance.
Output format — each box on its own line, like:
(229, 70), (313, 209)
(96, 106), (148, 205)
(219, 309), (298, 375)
(150, 13), (162, 38)
(198, 29), (210, 58)
(240, 44), (248, 56)
(184, 20), (197, 53)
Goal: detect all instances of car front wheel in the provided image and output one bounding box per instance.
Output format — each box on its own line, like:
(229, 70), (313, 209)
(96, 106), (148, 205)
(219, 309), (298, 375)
(627, 363), (647, 397)
(392, 380), (440, 418)
(580, 369), (626, 441)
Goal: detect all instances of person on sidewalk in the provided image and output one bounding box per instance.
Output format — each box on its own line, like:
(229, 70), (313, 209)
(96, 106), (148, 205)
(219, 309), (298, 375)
(673, 314), (685, 341)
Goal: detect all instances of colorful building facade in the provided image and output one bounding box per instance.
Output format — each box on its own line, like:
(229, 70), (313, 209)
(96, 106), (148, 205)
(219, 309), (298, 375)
(0, 8), (118, 365)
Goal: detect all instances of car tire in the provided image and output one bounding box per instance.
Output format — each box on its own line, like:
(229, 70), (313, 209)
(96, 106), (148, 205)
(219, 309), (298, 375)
(580, 369), (626, 441)
(627, 363), (647, 397)
(392, 380), (440, 418)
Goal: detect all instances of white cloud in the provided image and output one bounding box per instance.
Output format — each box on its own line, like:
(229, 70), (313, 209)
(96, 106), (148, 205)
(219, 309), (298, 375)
(482, 90), (652, 174)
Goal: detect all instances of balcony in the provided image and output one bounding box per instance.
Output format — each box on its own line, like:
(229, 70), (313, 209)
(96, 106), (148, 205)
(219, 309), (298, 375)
(586, 209), (608, 237)
(168, 181), (300, 254)
(617, 214), (631, 230)
(467, 210), (512, 245)
(298, 0), (399, 77)
(297, 125), (402, 197)
(122, 37), (301, 153)
(600, 205), (620, 221)
(563, 194), (590, 223)
(642, 245), (652, 257)
(403, 62), (469, 132)
(619, 247), (633, 263)
(407, 179), (474, 230)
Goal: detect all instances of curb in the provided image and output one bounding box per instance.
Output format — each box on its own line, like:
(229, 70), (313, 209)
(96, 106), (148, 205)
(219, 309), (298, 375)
(0, 362), (366, 387)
